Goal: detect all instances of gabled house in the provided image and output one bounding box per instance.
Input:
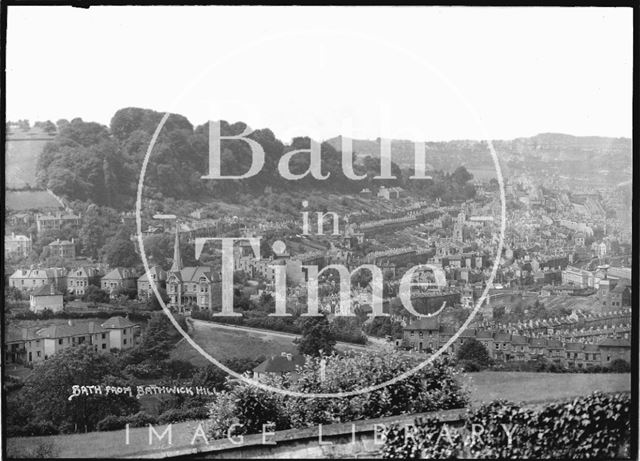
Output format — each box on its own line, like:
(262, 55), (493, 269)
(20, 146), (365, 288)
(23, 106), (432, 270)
(101, 268), (137, 297)
(253, 353), (306, 381)
(137, 266), (167, 300)
(67, 267), (103, 295)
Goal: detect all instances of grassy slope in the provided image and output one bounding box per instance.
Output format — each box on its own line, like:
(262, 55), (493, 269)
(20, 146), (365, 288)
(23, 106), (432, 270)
(171, 324), (299, 366)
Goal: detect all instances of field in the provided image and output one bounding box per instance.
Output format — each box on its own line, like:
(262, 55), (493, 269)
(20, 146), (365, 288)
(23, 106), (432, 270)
(6, 371), (630, 458)
(5, 190), (64, 211)
(171, 321), (299, 366)
(462, 371), (631, 405)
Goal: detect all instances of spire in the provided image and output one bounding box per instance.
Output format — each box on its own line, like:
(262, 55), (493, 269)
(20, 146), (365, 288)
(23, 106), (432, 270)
(170, 220), (182, 273)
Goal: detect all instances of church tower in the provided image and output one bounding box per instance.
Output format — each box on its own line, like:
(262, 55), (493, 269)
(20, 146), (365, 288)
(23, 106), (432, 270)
(170, 220), (182, 273)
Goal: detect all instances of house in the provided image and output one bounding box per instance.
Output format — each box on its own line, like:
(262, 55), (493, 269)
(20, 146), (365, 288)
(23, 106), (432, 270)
(597, 338), (631, 365)
(253, 353), (306, 381)
(377, 186), (405, 200)
(101, 316), (139, 350)
(602, 283), (631, 312)
(47, 239), (76, 259)
(101, 268), (138, 297)
(4, 328), (44, 364)
(166, 266), (222, 312)
(165, 225), (221, 312)
(67, 267), (103, 295)
(29, 284), (64, 313)
(5, 233), (32, 257)
(36, 320), (110, 359)
(9, 268), (67, 292)
(35, 212), (81, 233)
(137, 266), (167, 300)
(403, 317), (441, 352)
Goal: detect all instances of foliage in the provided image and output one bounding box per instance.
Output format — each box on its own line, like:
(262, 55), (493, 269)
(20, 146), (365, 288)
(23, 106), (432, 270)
(381, 392), (631, 459)
(82, 285), (111, 304)
(206, 353), (467, 439)
(364, 317), (404, 339)
(103, 228), (140, 267)
(609, 359), (630, 373)
(19, 345), (140, 433)
(456, 338), (491, 370)
(297, 316), (336, 357)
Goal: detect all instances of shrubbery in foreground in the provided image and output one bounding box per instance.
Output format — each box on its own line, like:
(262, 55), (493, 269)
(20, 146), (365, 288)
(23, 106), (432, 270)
(382, 391), (630, 459)
(207, 352), (468, 440)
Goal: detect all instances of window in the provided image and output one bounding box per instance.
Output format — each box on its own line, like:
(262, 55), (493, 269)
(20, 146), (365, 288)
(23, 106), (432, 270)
(58, 339), (63, 345)
(37, 351), (41, 357)
(102, 333), (106, 339)
(123, 339), (127, 345)
(102, 343), (107, 349)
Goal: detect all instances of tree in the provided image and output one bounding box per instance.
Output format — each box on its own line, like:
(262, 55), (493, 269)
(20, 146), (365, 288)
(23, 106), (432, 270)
(457, 338), (491, 369)
(609, 359), (630, 373)
(104, 229), (140, 268)
(147, 286), (169, 311)
(296, 316), (336, 357)
(137, 313), (179, 361)
(82, 285), (110, 304)
(452, 166), (473, 185)
(21, 345), (139, 432)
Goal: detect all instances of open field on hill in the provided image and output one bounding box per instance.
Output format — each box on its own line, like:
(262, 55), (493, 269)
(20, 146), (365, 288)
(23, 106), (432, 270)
(462, 371), (631, 405)
(171, 321), (299, 366)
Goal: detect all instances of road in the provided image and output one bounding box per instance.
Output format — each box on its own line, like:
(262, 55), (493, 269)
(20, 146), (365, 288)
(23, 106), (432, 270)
(189, 318), (382, 352)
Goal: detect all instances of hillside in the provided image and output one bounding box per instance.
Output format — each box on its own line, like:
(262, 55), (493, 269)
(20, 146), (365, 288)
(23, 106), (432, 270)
(325, 133), (632, 182)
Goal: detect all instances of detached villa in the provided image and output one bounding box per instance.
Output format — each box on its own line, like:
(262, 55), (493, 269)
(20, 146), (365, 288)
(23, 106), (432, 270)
(29, 284), (64, 313)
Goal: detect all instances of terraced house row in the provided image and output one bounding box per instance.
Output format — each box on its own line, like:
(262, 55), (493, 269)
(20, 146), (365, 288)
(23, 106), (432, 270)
(4, 316), (139, 365)
(402, 317), (630, 368)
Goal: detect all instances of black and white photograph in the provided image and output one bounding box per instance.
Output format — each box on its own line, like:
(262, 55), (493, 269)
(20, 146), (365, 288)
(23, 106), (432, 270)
(1, 4), (636, 459)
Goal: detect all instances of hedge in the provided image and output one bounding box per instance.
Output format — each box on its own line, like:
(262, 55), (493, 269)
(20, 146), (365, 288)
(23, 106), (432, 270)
(382, 391), (631, 458)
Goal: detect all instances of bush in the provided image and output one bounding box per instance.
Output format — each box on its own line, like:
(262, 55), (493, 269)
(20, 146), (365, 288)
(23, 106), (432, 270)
(206, 352), (468, 439)
(609, 359), (630, 373)
(97, 415), (126, 431)
(158, 407), (209, 425)
(456, 338), (491, 370)
(381, 392), (631, 458)
(125, 411), (158, 428)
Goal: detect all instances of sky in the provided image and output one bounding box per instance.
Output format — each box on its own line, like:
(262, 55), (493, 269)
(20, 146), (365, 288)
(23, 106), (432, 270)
(5, 6), (633, 142)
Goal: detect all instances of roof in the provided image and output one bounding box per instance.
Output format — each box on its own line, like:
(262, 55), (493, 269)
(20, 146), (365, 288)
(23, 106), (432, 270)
(493, 332), (511, 342)
(529, 338), (547, 347)
(546, 339), (563, 349)
(101, 316), (138, 329)
(511, 335), (528, 345)
(69, 267), (102, 278)
(49, 239), (74, 246)
(404, 317), (440, 331)
(35, 322), (107, 339)
(565, 342), (584, 351)
(598, 338), (630, 348)
(168, 266), (220, 283)
(102, 267), (136, 280)
(4, 327), (39, 343)
(31, 284), (63, 297)
(138, 266), (167, 282)
(476, 330), (494, 339)
(253, 354), (306, 374)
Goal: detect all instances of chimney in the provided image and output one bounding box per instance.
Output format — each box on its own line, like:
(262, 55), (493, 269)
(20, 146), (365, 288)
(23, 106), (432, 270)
(68, 319), (74, 326)
(50, 284), (55, 295)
